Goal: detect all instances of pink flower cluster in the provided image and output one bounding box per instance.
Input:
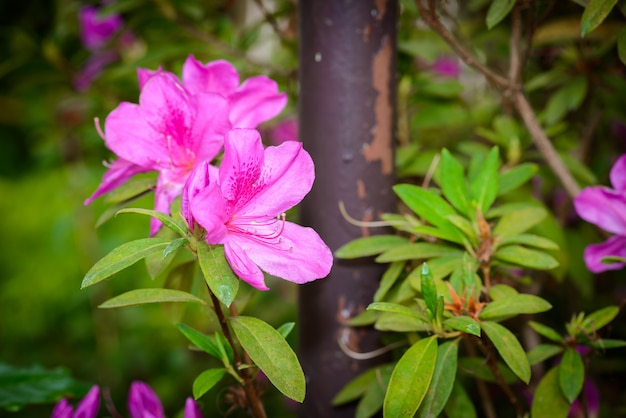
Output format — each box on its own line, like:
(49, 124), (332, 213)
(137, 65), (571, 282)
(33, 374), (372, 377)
(86, 56), (332, 290)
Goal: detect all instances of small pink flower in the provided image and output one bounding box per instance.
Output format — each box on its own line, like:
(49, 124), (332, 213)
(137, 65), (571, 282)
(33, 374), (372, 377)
(186, 128), (332, 290)
(128, 381), (203, 418)
(78, 6), (122, 51)
(574, 154), (626, 272)
(430, 56), (460, 78)
(51, 385), (100, 418)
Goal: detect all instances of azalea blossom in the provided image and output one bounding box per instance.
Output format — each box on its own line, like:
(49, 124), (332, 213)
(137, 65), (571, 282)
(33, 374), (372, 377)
(128, 381), (202, 418)
(574, 154), (626, 272)
(85, 72), (231, 235)
(185, 128), (332, 290)
(51, 385), (100, 418)
(78, 5), (122, 51)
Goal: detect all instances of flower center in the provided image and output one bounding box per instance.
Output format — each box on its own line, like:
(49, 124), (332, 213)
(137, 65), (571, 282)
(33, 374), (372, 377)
(226, 213), (287, 247)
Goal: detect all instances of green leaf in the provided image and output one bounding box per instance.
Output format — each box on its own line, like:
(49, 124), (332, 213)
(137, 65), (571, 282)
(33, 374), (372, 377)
(581, 306), (619, 334)
(82, 237), (171, 288)
(443, 316), (481, 337)
(197, 242), (239, 307)
(618, 27), (626, 66)
(230, 316), (305, 402)
(486, 0), (516, 29)
(333, 367), (379, 406)
(376, 243), (463, 263)
(531, 366), (570, 418)
(383, 336), (438, 418)
(176, 323), (223, 363)
(488, 284), (518, 300)
(356, 371), (389, 418)
(497, 163), (538, 196)
(193, 369), (226, 399)
(591, 338), (626, 349)
(481, 321), (531, 384)
(420, 263), (438, 320)
(417, 339), (459, 418)
(116, 208), (188, 237)
(277, 322), (295, 339)
(335, 235), (409, 259)
(527, 344), (564, 365)
(444, 381), (477, 418)
(103, 174), (156, 204)
(479, 294), (552, 321)
(469, 147), (499, 213)
(559, 348), (584, 403)
(439, 149), (470, 215)
(162, 237), (188, 258)
(367, 302), (426, 321)
(529, 321), (564, 343)
(374, 262), (406, 302)
(375, 312), (431, 332)
(98, 288), (208, 308)
(393, 184), (464, 244)
(498, 234), (559, 250)
(494, 245), (559, 270)
(581, 0), (619, 37)
(542, 77), (589, 126)
(457, 357), (519, 384)
(492, 206), (548, 239)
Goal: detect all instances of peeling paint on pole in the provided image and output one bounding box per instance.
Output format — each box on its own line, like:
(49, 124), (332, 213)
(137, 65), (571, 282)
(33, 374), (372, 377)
(298, 1), (397, 417)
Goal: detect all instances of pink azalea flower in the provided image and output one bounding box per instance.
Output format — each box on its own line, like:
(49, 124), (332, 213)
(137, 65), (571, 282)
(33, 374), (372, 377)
(181, 56), (287, 127)
(186, 128), (332, 290)
(574, 154), (626, 272)
(51, 385), (100, 418)
(78, 6), (122, 51)
(85, 72), (231, 235)
(430, 56), (461, 78)
(128, 381), (202, 418)
(269, 117), (299, 145)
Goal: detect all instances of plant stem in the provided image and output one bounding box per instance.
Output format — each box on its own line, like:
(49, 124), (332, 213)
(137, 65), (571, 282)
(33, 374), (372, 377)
(208, 290), (267, 418)
(463, 338), (497, 418)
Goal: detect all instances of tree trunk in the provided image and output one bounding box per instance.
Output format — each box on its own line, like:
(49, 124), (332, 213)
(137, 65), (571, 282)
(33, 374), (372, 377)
(298, 1), (398, 416)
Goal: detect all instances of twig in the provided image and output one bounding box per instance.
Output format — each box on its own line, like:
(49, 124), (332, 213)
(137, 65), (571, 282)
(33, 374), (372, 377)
(208, 290), (267, 418)
(463, 338), (497, 418)
(508, 4), (523, 87)
(251, 0), (289, 46)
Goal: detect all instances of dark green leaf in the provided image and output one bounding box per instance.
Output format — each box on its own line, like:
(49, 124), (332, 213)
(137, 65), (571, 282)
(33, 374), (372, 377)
(420, 263), (438, 320)
(591, 338), (626, 349)
(444, 381), (477, 418)
(529, 321), (564, 343)
(469, 147), (499, 213)
(531, 366), (570, 418)
(230, 316), (305, 402)
(497, 163), (538, 196)
(417, 339), (459, 418)
(375, 312), (431, 332)
(277, 322), (295, 339)
(82, 237), (171, 288)
(193, 369), (226, 399)
(335, 235), (409, 259)
(356, 374), (388, 418)
(492, 206), (547, 239)
(581, 0), (619, 37)
(486, 0), (516, 29)
(618, 27), (626, 66)
(559, 348), (584, 403)
(443, 316), (481, 337)
(479, 294), (552, 321)
(374, 262), (406, 302)
(488, 284), (518, 300)
(197, 242), (239, 307)
(214, 331), (235, 365)
(177, 323), (223, 363)
(481, 321), (531, 383)
(99, 288), (208, 308)
(116, 208), (188, 237)
(376, 243), (463, 263)
(542, 77), (588, 125)
(349, 309), (380, 326)
(494, 245), (559, 270)
(439, 149), (470, 215)
(367, 302), (425, 321)
(333, 368), (378, 406)
(582, 306), (619, 334)
(527, 344), (564, 365)
(498, 234), (559, 250)
(457, 357), (519, 384)
(383, 336), (438, 417)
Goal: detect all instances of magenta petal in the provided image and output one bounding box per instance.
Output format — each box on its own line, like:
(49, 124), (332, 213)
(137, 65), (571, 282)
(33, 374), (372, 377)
(128, 381), (165, 418)
(79, 6), (122, 50)
(191, 181), (229, 244)
(244, 222), (332, 285)
(73, 386), (100, 418)
(228, 76), (287, 128)
(104, 102), (166, 168)
(137, 66), (164, 90)
(182, 56), (239, 96)
(182, 161), (212, 229)
(224, 239), (268, 290)
(610, 154), (626, 192)
(85, 158), (149, 205)
(189, 92), (231, 160)
(51, 399), (73, 418)
(574, 187), (626, 235)
(583, 235), (626, 273)
(183, 397), (203, 418)
(219, 129), (265, 203)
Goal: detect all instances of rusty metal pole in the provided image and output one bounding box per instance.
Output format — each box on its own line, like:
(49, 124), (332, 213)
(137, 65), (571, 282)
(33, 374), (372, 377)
(298, 1), (397, 417)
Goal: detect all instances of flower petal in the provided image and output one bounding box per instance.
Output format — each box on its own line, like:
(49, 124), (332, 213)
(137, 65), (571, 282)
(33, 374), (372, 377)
(189, 92), (231, 161)
(224, 239), (268, 290)
(137, 66), (164, 90)
(583, 235), (626, 273)
(218, 129), (265, 205)
(610, 154), (626, 192)
(574, 187), (626, 235)
(85, 158), (149, 205)
(182, 56), (239, 96)
(182, 161), (212, 229)
(243, 222), (332, 285)
(51, 399), (73, 418)
(128, 381), (165, 418)
(183, 397), (203, 418)
(191, 180), (229, 244)
(74, 386), (100, 418)
(229, 76), (287, 128)
(104, 102), (166, 169)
